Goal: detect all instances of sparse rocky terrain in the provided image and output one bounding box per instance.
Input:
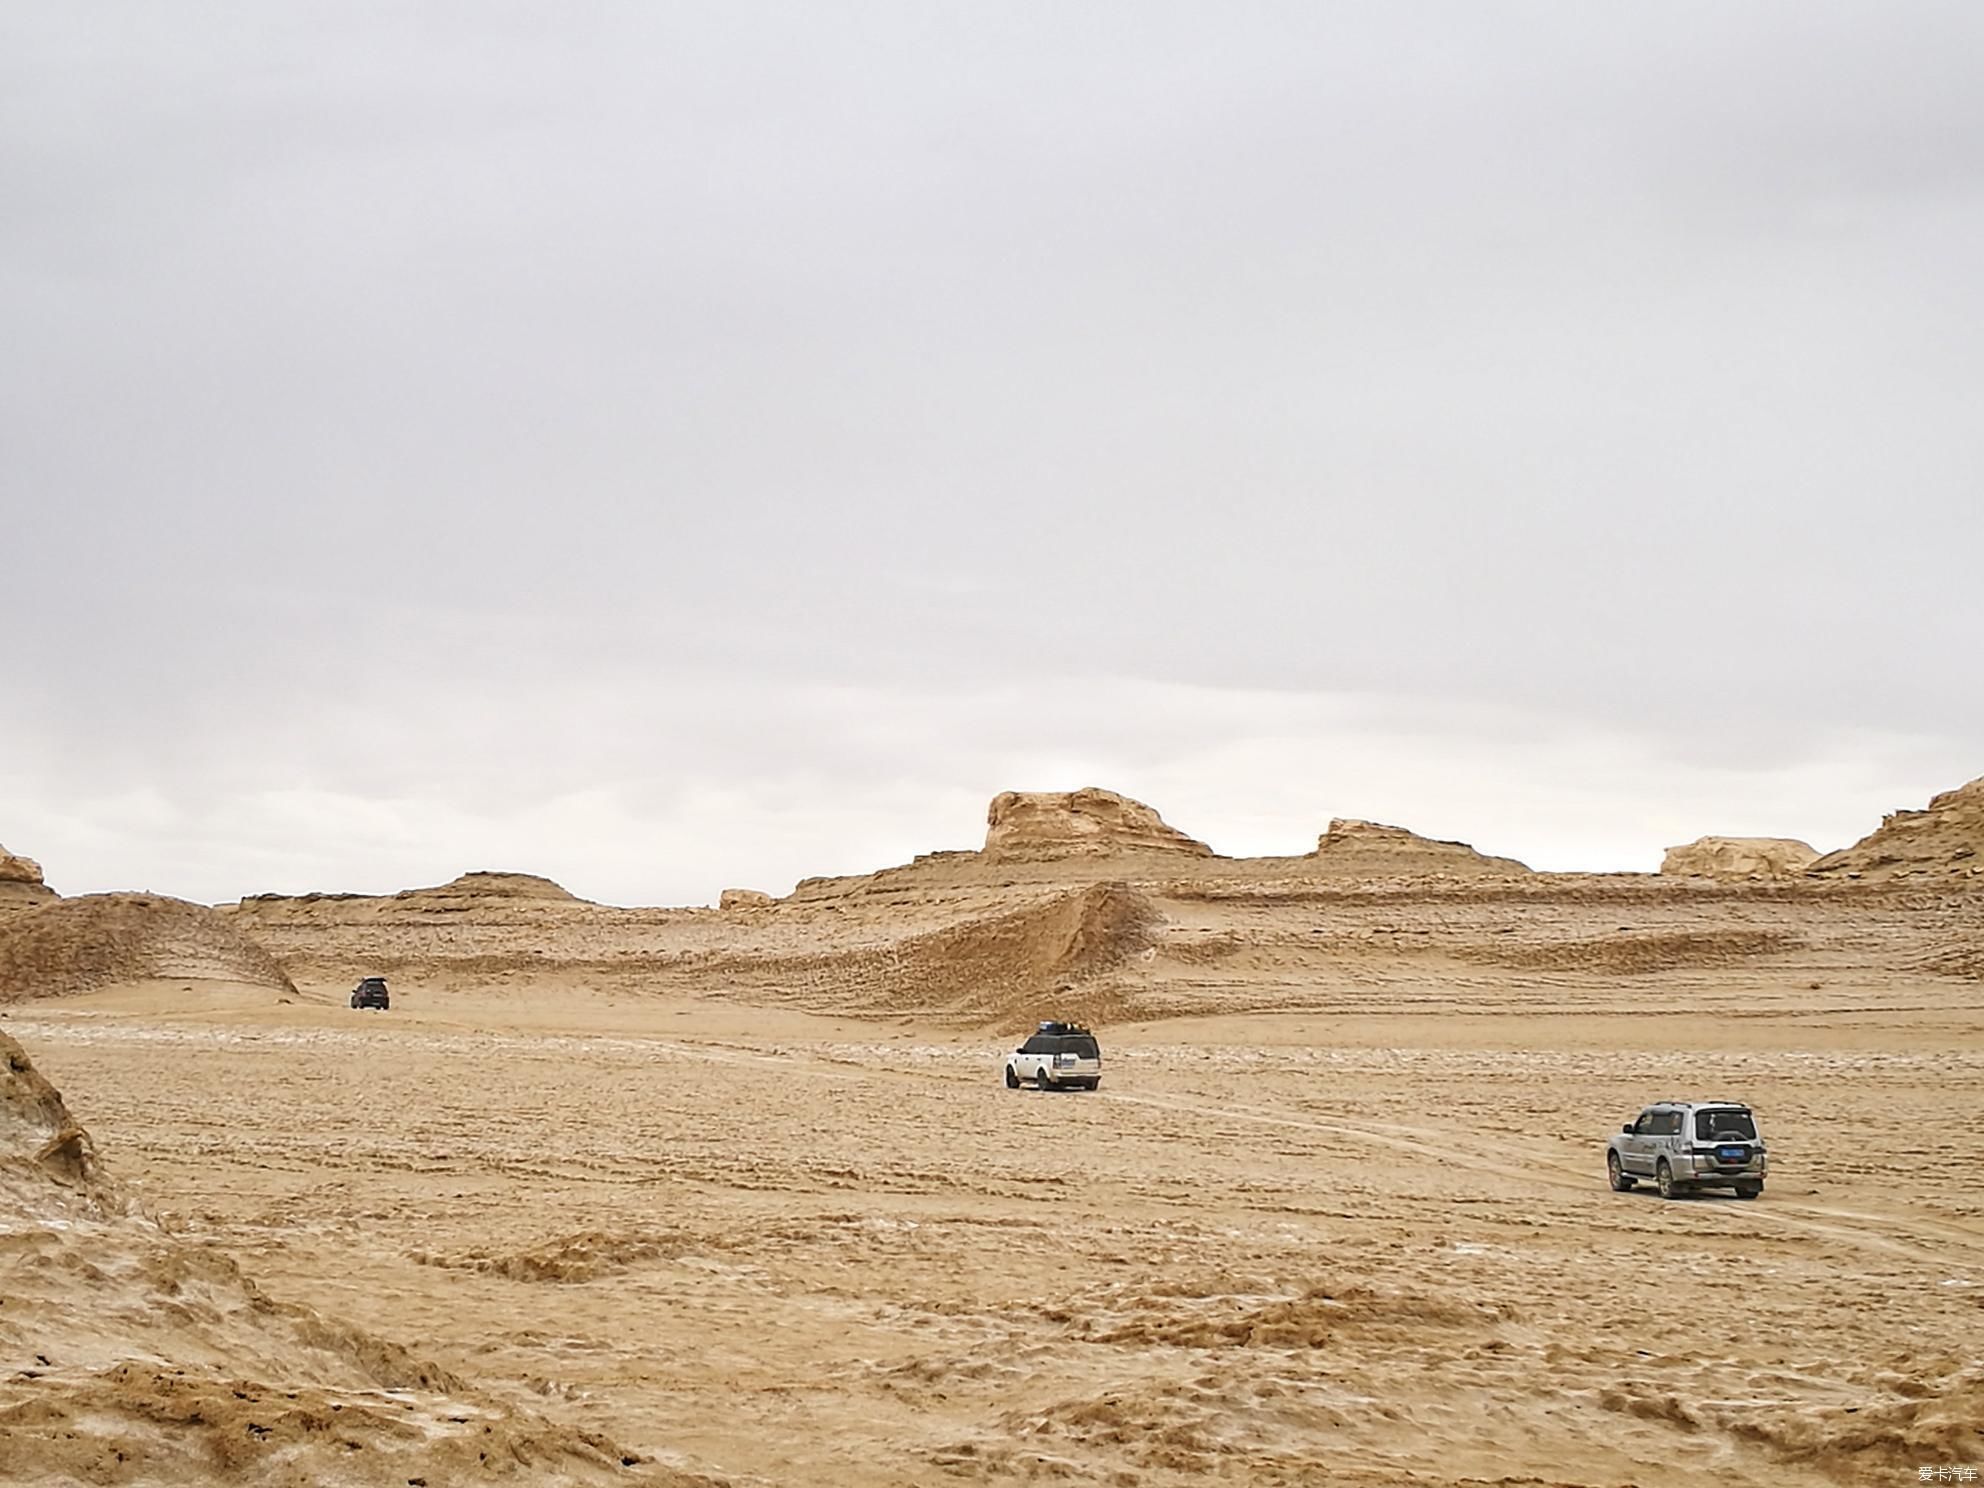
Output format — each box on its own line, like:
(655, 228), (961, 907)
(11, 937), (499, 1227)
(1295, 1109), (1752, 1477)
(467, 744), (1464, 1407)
(3, 781), (1982, 1486)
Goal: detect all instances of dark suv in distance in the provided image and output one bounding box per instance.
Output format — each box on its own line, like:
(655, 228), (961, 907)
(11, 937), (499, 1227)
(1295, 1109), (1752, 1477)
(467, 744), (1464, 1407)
(349, 977), (391, 1011)
(1005, 1021), (1102, 1090)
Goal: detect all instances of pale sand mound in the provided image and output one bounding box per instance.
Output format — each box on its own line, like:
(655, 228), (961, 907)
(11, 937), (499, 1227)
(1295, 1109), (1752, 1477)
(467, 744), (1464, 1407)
(1809, 773), (1984, 882)
(0, 841), (56, 916)
(756, 881), (1164, 1025)
(1661, 836), (1819, 880)
(0, 894), (295, 1003)
(0, 1031), (713, 1487)
(1309, 818), (1529, 874)
(983, 787), (1214, 861)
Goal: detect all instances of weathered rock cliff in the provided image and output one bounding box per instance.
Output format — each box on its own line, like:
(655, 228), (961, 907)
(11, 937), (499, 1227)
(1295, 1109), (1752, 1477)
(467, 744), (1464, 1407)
(1809, 775), (1984, 882)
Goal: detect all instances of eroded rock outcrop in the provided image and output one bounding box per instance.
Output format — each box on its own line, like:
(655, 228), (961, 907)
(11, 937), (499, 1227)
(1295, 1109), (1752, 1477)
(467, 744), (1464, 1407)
(0, 893), (295, 1002)
(1808, 775), (1984, 882)
(719, 888), (776, 910)
(983, 788), (1214, 862)
(1661, 836), (1819, 881)
(0, 842), (55, 915)
(1310, 819), (1528, 875)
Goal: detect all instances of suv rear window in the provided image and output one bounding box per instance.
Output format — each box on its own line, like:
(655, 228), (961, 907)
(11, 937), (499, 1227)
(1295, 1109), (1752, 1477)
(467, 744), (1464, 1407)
(1694, 1110), (1756, 1141)
(1022, 1033), (1100, 1058)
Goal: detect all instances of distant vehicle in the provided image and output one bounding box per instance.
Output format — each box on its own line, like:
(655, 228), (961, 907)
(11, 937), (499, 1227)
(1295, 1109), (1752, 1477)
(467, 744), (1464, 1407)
(349, 977), (391, 1011)
(1608, 1101), (1767, 1199)
(1005, 1021), (1102, 1091)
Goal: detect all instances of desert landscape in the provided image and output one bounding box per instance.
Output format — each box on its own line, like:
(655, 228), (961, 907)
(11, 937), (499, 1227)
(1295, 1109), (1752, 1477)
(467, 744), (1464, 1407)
(2, 781), (1982, 1487)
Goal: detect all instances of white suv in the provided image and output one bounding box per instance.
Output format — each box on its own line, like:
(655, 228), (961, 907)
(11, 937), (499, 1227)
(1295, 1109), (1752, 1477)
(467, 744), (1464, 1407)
(1608, 1101), (1768, 1199)
(1004, 1022), (1102, 1091)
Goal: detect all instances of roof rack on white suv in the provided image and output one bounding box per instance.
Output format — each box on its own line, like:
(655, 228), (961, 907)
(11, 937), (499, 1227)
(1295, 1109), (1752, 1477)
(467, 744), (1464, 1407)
(1004, 1021), (1102, 1091)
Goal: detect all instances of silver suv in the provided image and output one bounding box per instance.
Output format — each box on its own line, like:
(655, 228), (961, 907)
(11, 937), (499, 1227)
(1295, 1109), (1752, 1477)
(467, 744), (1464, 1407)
(1607, 1101), (1767, 1199)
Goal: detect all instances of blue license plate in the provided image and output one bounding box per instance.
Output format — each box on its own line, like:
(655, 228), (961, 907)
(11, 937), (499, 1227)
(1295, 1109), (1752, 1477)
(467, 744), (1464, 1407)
(1717, 1146), (1747, 1162)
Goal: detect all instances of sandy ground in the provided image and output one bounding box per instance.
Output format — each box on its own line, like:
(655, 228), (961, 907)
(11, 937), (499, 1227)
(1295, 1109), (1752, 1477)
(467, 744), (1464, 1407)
(8, 966), (1983, 1487)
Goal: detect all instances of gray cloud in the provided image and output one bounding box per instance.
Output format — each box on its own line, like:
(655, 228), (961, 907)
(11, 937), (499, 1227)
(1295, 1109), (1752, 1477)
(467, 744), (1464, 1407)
(4, 3), (1980, 902)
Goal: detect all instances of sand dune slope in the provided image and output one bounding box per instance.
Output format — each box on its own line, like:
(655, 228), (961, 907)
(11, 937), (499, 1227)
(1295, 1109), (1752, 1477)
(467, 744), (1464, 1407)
(727, 880), (1165, 1022)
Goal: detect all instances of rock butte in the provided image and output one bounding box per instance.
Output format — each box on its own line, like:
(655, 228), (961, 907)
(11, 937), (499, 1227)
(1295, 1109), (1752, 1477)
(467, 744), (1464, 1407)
(983, 787), (1215, 860)
(0, 841), (55, 916)
(1661, 836), (1820, 881)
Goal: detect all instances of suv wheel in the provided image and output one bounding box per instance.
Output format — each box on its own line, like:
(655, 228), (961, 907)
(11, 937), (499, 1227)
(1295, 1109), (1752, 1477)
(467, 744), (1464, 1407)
(1036, 1068), (1055, 1091)
(1733, 1181), (1762, 1200)
(1607, 1151), (1634, 1192)
(1004, 1065), (1021, 1089)
(1655, 1160), (1678, 1199)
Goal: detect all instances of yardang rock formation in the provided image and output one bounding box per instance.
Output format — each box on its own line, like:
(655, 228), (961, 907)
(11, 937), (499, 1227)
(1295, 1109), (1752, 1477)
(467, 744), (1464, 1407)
(0, 842), (55, 915)
(1809, 774), (1984, 882)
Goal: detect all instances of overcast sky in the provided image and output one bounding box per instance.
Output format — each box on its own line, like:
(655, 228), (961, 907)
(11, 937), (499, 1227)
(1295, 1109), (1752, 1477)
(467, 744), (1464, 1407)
(4, 3), (1981, 904)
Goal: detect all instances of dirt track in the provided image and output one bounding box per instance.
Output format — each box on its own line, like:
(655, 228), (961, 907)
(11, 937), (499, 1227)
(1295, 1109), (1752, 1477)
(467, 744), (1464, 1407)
(10, 968), (1983, 1487)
